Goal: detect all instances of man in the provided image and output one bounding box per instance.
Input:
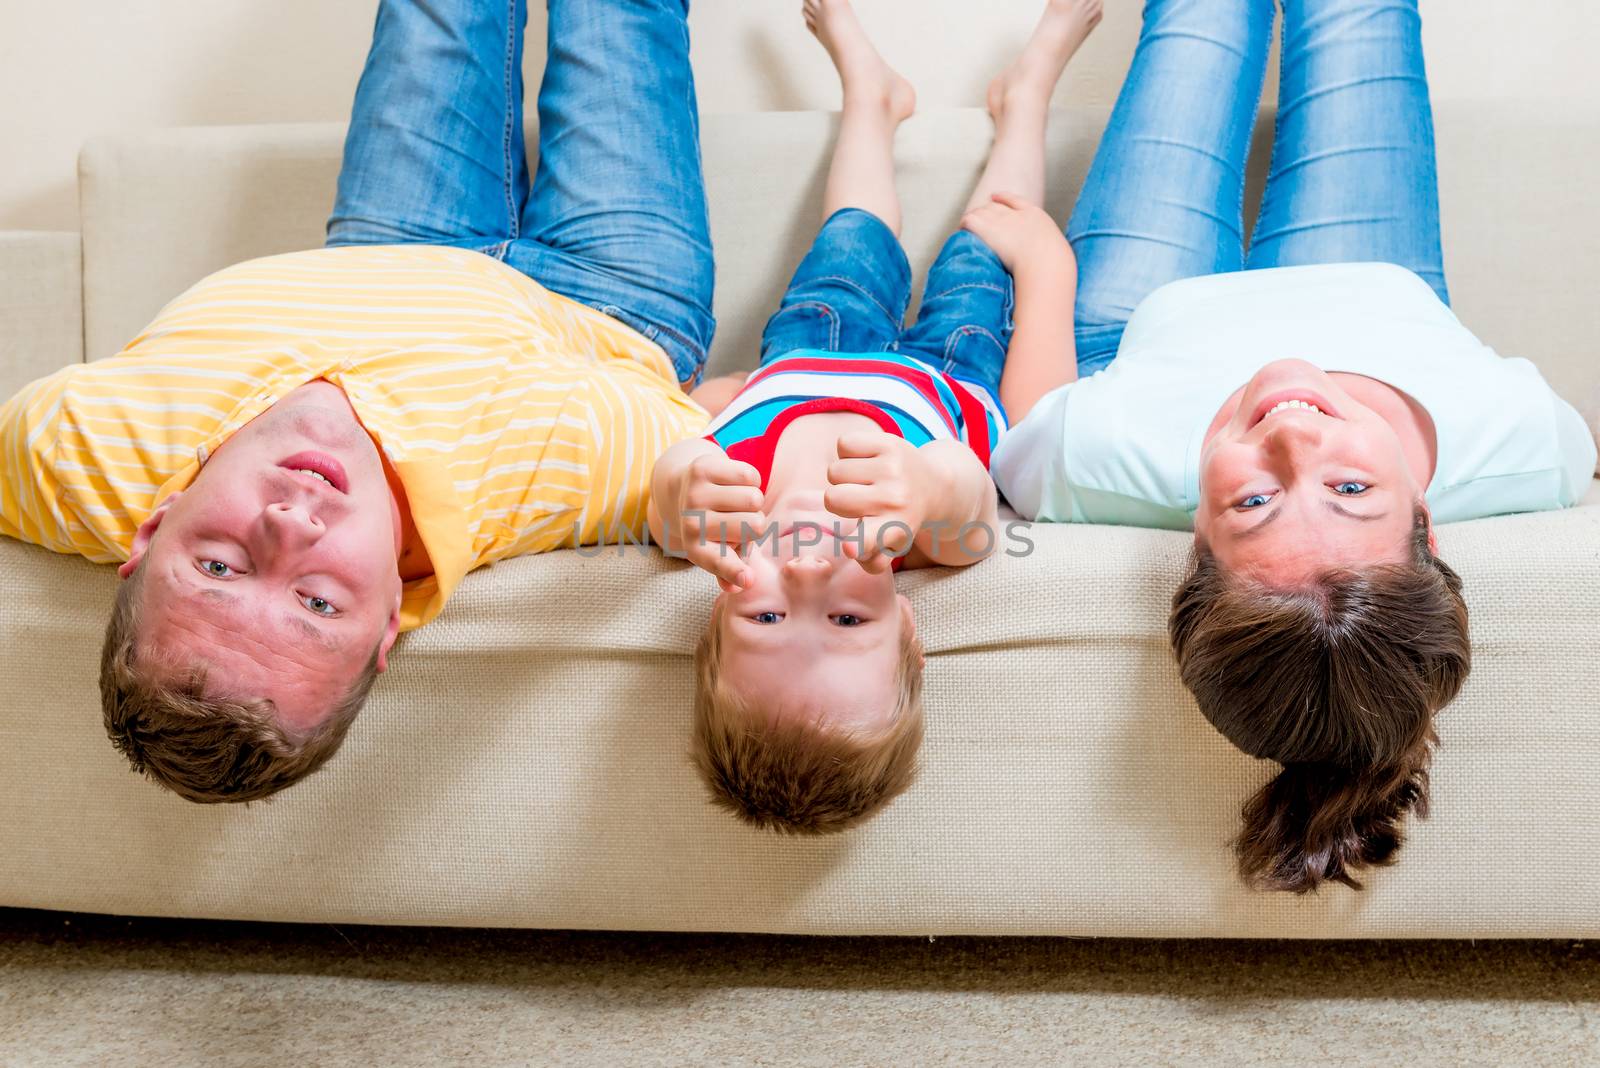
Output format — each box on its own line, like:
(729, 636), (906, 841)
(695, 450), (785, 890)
(0, 0), (736, 803)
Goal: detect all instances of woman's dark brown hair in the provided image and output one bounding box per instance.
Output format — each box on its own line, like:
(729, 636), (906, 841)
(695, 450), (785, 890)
(1169, 508), (1470, 894)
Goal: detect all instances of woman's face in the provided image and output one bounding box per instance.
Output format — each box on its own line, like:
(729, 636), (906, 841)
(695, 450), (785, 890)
(1196, 360), (1429, 587)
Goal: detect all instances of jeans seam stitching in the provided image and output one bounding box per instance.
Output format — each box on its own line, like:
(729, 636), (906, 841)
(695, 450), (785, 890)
(810, 274), (905, 325)
(502, 0), (520, 240)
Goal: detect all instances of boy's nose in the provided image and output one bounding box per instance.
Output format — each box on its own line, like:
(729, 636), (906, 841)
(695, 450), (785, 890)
(781, 554), (834, 582)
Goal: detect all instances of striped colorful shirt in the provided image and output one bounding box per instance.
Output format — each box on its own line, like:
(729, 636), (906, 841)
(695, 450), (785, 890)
(703, 349), (1006, 487)
(0, 245), (708, 630)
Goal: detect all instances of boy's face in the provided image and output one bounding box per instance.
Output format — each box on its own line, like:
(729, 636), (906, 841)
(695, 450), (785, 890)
(716, 521), (913, 733)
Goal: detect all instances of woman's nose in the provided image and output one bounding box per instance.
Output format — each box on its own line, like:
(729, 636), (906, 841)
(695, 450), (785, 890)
(1263, 415), (1324, 457)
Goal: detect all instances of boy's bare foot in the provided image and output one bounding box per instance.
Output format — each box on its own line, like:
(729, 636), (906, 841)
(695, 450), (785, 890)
(987, 0), (1102, 123)
(805, 0), (916, 124)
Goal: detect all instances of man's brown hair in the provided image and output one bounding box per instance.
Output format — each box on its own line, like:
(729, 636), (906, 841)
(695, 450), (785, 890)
(99, 565), (378, 803)
(691, 601), (924, 834)
(1169, 508), (1470, 894)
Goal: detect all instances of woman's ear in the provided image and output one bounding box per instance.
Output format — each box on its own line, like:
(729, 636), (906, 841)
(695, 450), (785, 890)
(118, 494), (182, 578)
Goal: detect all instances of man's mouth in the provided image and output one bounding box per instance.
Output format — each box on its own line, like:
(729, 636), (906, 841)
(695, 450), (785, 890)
(277, 451), (350, 494)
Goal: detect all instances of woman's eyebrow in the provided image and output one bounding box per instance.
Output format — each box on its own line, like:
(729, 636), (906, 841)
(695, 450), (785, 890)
(1237, 507), (1283, 539)
(1325, 501), (1386, 522)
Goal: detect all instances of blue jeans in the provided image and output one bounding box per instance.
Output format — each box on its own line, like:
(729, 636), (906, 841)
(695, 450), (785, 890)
(760, 209), (1014, 401)
(1069, 0), (1448, 377)
(326, 0), (716, 385)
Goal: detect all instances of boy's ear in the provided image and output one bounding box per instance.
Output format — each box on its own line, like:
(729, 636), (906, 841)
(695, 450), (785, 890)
(119, 493), (182, 578)
(897, 595), (923, 666)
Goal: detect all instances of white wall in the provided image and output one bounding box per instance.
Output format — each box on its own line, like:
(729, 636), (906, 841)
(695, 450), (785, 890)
(4, 1), (1597, 232)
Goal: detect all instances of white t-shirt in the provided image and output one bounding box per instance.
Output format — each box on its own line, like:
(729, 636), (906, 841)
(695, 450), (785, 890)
(992, 263), (1597, 528)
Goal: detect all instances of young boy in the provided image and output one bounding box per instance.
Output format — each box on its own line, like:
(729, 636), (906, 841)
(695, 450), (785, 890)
(649, 0), (1099, 833)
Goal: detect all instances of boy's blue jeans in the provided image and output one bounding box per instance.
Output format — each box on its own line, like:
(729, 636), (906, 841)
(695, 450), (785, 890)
(326, 0), (716, 386)
(761, 209), (1014, 406)
(1070, 0), (1449, 377)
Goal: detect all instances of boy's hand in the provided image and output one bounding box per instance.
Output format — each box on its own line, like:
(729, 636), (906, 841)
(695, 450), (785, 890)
(677, 453), (766, 589)
(824, 431), (934, 573)
(961, 193), (1075, 275)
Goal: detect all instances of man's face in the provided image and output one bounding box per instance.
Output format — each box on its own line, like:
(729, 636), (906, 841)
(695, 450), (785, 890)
(1196, 360), (1431, 587)
(716, 511), (913, 735)
(121, 382), (403, 733)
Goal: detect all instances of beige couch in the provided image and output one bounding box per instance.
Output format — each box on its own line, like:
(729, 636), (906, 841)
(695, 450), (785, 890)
(2, 104), (1597, 937)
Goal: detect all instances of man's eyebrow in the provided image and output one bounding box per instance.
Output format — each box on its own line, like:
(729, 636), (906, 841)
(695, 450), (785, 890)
(1236, 506), (1283, 540)
(1325, 501), (1387, 523)
(286, 612), (337, 650)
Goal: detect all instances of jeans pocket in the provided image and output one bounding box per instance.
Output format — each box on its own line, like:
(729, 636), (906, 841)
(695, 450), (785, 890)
(942, 325), (1007, 396)
(760, 300), (840, 364)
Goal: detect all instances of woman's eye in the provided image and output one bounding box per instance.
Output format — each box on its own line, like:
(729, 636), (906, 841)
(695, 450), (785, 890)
(1333, 481), (1371, 496)
(302, 594), (338, 617)
(1237, 493), (1273, 510)
(831, 614), (864, 627)
(199, 560), (235, 577)
(751, 612), (783, 625)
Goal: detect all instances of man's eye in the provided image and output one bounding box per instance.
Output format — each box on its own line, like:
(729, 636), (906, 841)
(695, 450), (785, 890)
(199, 560), (235, 577)
(1333, 481), (1371, 496)
(751, 612), (783, 625)
(1237, 493), (1273, 510)
(831, 614), (864, 627)
(302, 594), (338, 617)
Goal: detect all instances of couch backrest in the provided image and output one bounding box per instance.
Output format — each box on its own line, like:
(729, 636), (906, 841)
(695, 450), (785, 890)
(78, 103), (1599, 408)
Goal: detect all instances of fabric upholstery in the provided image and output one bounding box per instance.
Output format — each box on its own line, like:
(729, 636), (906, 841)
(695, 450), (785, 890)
(0, 231), (81, 399)
(2, 106), (1597, 935)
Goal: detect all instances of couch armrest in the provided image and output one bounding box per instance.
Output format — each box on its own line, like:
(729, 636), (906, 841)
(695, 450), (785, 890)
(0, 231), (83, 399)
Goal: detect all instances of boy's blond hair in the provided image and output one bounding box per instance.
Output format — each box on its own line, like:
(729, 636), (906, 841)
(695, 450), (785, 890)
(691, 601), (925, 834)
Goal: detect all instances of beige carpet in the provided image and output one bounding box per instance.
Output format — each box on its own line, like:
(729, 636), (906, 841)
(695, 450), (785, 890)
(0, 911), (1596, 1067)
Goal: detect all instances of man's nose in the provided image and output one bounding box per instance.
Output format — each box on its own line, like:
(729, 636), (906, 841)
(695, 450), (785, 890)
(262, 502), (326, 550)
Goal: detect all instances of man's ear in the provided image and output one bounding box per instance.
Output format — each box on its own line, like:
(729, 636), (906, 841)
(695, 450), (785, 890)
(118, 494), (181, 578)
(375, 593), (403, 673)
(1420, 501), (1440, 557)
(897, 594), (924, 667)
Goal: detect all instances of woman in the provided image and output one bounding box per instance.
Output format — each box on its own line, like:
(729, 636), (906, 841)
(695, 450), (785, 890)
(991, 0), (1596, 892)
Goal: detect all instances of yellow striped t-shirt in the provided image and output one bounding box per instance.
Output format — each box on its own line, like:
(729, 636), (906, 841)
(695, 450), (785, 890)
(0, 245), (708, 630)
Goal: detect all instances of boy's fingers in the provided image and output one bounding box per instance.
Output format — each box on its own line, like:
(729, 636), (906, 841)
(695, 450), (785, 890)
(690, 484), (764, 514)
(990, 191), (1032, 210)
(698, 457), (762, 487)
(825, 456), (883, 487)
(687, 542), (754, 589)
(822, 483), (879, 519)
(835, 431), (893, 459)
(842, 535), (894, 575)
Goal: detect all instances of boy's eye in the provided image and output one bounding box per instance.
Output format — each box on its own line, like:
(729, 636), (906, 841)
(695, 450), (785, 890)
(830, 614), (864, 627)
(751, 612), (783, 625)
(1333, 481), (1371, 496)
(199, 559), (235, 577)
(1237, 493), (1273, 510)
(302, 594), (338, 617)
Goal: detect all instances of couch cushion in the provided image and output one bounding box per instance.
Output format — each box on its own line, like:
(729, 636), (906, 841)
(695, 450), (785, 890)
(78, 105), (1600, 415)
(0, 231), (82, 397)
(1, 500), (1597, 937)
